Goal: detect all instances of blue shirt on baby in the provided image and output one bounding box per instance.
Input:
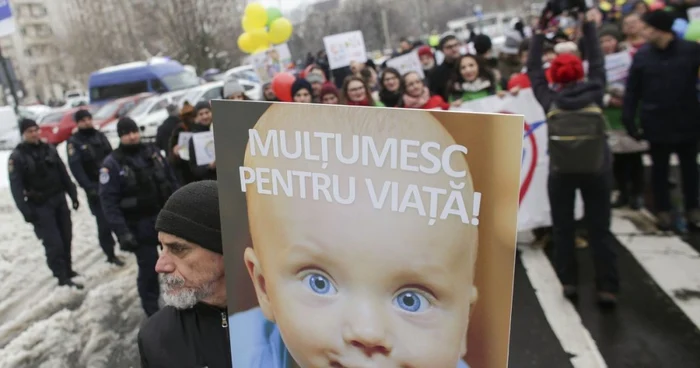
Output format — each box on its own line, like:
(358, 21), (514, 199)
(228, 307), (470, 368)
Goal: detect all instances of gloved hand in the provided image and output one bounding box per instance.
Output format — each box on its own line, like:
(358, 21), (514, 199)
(118, 233), (139, 252)
(22, 211), (36, 224)
(72, 199), (80, 210)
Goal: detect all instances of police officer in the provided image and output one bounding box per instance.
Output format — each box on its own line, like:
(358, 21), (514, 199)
(8, 119), (83, 289)
(99, 117), (179, 316)
(67, 109), (124, 266)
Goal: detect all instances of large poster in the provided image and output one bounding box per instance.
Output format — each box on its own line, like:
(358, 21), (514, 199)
(454, 89), (584, 231)
(246, 43), (294, 84)
(323, 30), (368, 70)
(213, 101), (523, 368)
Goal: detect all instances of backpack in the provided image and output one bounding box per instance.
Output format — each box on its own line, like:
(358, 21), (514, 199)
(546, 103), (608, 174)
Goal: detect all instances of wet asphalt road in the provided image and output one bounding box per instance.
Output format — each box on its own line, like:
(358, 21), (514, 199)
(507, 163), (700, 368)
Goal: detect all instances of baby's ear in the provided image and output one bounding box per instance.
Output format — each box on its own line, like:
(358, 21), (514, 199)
(243, 247), (275, 322)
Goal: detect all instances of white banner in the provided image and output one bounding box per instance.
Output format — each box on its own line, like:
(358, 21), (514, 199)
(386, 51), (425, 79)
(454, 89), (584, 231)
(192, 131), (216, 166)
(323, 30), (367, 70)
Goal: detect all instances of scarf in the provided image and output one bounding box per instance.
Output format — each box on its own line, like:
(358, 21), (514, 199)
(459, 78), (492, 92)
(346, 99), (371, 106)
(379, 89), (402, 107)
(402, 87), (431, 109)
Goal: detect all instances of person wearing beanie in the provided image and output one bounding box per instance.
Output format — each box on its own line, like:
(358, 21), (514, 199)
(223, 78), (249, 100)
(417, 45), (437, 85)
(319, 83), (340, 104)
(66, 108), (124, 267)
(429, 33), (462, 101)
(291, 78), (313, 103)
(262, 82), (278, 101)
(305, 73), (325, 102)
(623, 9), (700, 231)
(527, 8), (620, 306)
(138, 180), (230, 367)
(187, 101), (216, 183)
(99, 116), (179, 316)
(168, 101), (198, 185)
(9, 118), (81, 289)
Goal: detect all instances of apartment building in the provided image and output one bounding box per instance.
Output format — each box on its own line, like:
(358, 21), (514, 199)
(0, 0), (74, 103)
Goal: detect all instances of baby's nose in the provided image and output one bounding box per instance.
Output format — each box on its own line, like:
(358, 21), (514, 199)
(341, 302), (392, 356)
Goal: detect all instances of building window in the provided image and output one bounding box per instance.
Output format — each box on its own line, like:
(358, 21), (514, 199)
(20, 27), (27, 36)
(30, 5), (48, 18)
(24, 49), (32, 57)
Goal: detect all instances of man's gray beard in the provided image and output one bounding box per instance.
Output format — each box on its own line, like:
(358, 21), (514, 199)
(159, 274), (215, 310)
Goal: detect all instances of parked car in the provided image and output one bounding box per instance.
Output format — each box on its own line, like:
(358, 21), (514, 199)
(37, 106), (98, 145)
(177, 79), (261, 108)
(102, 90), (187, 147)
(17, 105), (53, 121)
(0, 106), (20, 150)
(0, 127), (20, 150)
(92, 92), (154, 129)
(221, 65), (261, 83)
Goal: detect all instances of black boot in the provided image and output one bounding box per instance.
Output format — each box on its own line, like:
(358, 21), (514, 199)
(59, 278), (84, 290)
(107, 256), (125, 267)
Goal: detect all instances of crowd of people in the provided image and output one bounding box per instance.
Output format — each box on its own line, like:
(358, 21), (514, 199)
(5, 1), (700, 366)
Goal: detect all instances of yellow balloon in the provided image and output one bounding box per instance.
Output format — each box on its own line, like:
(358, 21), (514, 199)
(245, 3), (268, 28)
(268, 17), (293, 44)
(242, 16), (263, 33)
(237, 33), (257, 54)
(249, 28), (270, 51)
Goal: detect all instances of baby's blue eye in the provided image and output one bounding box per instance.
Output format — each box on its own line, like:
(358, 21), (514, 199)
(302, 273), (337, 295)
(393, 291), (429, 313)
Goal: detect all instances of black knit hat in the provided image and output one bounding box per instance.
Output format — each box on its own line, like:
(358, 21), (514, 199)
(19, 118), (38, 134)
(116, 117), (139, 137)
(74, 109), (92, 123)
(642, 10), (674, 33)
(291, 78), (312, 98)
(155, 180), (222, 254)
(195, 101), (211, 114)
(599, 24), (622, 41)
(472, 34), (492, 55)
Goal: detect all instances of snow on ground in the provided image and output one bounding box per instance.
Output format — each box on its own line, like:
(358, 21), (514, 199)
(0, 144), (144, 368)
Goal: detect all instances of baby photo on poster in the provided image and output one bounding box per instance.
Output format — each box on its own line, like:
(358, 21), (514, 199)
(212, 101), (524, 368)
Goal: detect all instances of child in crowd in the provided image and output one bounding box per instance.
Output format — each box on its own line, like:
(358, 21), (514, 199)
(230, 104), (478, 368)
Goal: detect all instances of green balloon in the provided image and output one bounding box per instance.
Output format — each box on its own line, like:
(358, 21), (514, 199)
(685, 21), (700, 42)
(266, 7), (282, 27)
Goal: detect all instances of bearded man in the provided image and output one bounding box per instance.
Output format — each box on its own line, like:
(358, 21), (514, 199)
(138, 180), (231, 368)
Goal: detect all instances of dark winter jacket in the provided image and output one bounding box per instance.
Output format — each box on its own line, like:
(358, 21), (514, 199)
(188, 123), (217, 182)
(429, 58), (457, 101)
(622, 37), (700, 143)
(156, 116), (180, 153)
(138, 303), (231, 368)
(527, 21), (611, 171)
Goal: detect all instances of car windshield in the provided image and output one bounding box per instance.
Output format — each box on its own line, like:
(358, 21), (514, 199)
(161, 71), (201, 91)
(231, 69), (260, 83)
(127, 98), (154, 117)
(38, 112), (65, 125)
(93, 101), (121, 120)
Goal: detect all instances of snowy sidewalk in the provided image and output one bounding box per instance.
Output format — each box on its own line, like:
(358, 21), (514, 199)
(0, 145), (143, 368)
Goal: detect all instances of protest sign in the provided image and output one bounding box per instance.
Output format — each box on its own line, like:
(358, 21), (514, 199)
(246, 43), (293, 84)
(192, 131), (215, 166)
(604, 51), (632, 84)
(213, 100), (523, 368)
(323, 30), (367, 70)
(454, 89), (584, 231)
(689, 7), (700, 22)
(386, 51), (425, 79)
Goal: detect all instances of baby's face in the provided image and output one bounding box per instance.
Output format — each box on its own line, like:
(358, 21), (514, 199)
(250, 194), (475, 368)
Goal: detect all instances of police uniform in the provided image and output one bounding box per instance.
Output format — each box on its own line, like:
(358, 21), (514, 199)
(9, 119), (82, 289)
(67, 109), (123, 265)
(99, 118), (179, 316)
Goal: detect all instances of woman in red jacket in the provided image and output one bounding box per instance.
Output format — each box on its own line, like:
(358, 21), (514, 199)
(400, 71), (450, 110)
